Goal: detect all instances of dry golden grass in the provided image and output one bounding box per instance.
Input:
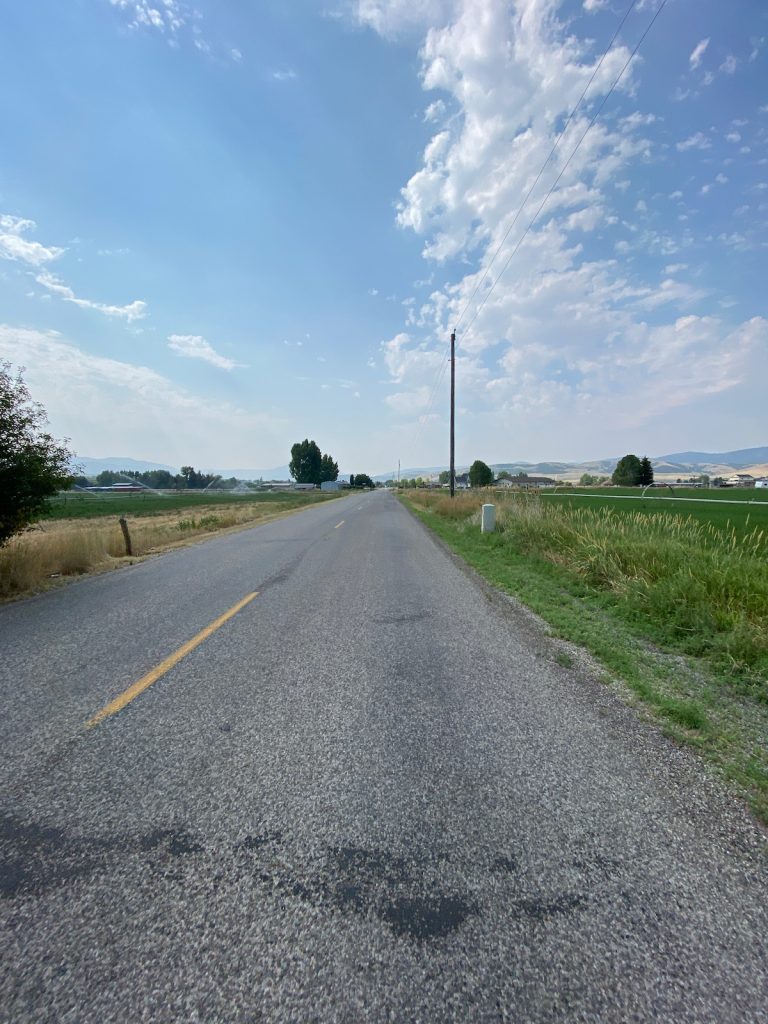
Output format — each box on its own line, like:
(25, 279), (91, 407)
(0, 502), (289, 599)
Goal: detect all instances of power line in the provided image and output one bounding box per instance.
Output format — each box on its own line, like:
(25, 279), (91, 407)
(452, 0), (639, 335)
(460, 0), (667, 343)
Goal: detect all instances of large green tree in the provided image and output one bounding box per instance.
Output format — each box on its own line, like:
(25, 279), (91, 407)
(612, 454), (642, 486)
(0, 362), (74, 545)
(352, 473), (374, 488)
(290, 439), (338, 485)
(469, 459), (494, 487)
(320, 453), (339, 483)
(638, 456), (654, 487)
(289, 439), (322, 483)
(638, 456), (655, 487)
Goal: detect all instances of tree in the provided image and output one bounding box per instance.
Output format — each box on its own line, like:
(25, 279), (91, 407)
(0, 362), (74, 545)
(496, 470), (512, 481)
(579, 473), (596, 486)
(469, 459), (494, 488)
(352, 473), (374, 489)
(612, 454), (642, 486)
(438, 470), (451, 486)
(638, 456), (654, 487)
(349, 474), (355, 487)
(289, 439), (322, 484)
(320, 453), (339, 482)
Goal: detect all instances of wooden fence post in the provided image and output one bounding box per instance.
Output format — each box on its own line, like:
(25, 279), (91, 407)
(118, 517), (133, 556)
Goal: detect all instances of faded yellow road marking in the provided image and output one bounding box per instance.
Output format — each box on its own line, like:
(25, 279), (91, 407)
(86, 591), (259, 728)
(334, 520), (345, 529)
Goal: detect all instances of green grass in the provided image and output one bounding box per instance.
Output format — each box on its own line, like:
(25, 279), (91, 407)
(43, 489), (338, 520)
(540, 487), (768, 539)
(555, 486), (768, 502)
(403, 491), (768, 824)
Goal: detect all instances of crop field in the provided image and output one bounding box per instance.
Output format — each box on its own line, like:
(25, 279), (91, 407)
(43, 488), (336, 520)
(1, 489), (341, 600)
(539, 487), (768, 536)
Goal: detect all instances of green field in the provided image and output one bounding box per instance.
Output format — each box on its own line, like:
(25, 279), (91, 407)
(44, 489), (338, 520)
(540, 486), (768, 536)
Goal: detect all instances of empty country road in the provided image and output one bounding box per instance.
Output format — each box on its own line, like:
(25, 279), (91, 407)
(1, 489), (767, 1023)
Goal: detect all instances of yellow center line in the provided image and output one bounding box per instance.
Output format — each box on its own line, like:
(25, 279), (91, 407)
(86, 591), (259, 728)
(334, 520), (345, 528)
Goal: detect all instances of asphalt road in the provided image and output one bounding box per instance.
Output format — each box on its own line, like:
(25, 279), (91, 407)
(1, 490), (767, 1023)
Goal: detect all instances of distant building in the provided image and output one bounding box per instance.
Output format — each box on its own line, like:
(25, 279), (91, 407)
(494, 475), (556, 489)
(321, 481), (340, 491)
(725, 473), (755, 487)
(755, 479), (768, 489)
(294, 482), (317, 491)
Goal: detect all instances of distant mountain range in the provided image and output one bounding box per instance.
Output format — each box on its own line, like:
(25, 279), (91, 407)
(373, 446), (768, 482)
(72, 447), (768, 483)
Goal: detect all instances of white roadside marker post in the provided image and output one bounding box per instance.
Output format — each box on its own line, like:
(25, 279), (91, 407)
(481, 503), (496, 533)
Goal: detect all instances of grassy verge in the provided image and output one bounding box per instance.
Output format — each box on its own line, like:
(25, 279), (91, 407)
(0, 493), (339, 599)
(403, 491), (768, 824)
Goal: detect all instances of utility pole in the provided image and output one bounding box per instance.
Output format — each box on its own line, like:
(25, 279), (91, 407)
(398, 459), (400, 488)
(450, 329), (456, 498)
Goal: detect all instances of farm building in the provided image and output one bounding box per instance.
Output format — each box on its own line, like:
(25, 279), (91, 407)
(494, 475), (556, 489)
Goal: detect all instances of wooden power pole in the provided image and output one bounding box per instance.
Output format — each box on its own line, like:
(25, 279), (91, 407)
(450, 329), (456, 498)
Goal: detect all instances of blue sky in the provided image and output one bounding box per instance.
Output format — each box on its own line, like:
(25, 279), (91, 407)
(1, 0), (766, 475)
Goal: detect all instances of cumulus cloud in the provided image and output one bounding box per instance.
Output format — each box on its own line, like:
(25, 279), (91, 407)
(0, 215), (64, 267)
(360, 0), (765, 453)
(35, 271), (147, 321)
(167, 334), (241, 370)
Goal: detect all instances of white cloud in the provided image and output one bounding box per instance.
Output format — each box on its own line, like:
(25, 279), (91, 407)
(167, 334), (240, 370)
(36, 271), (147, 321)
(231, 48), (242, 62)
(333, 0), (768, 466)
(109, 0), (188, 34)
(725, 131), (741, 143)
(719, 54), (738, 75)
(0, 324), (285, 465)
(583, 0), (609, 12)
(688, 38), (709, 70)
(424, 99), (447, 122)
(272, 69), (298, 81)
(350, 0), (456, 38)
(0, 215), (64, 267)
(676, 132), (711, 152)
